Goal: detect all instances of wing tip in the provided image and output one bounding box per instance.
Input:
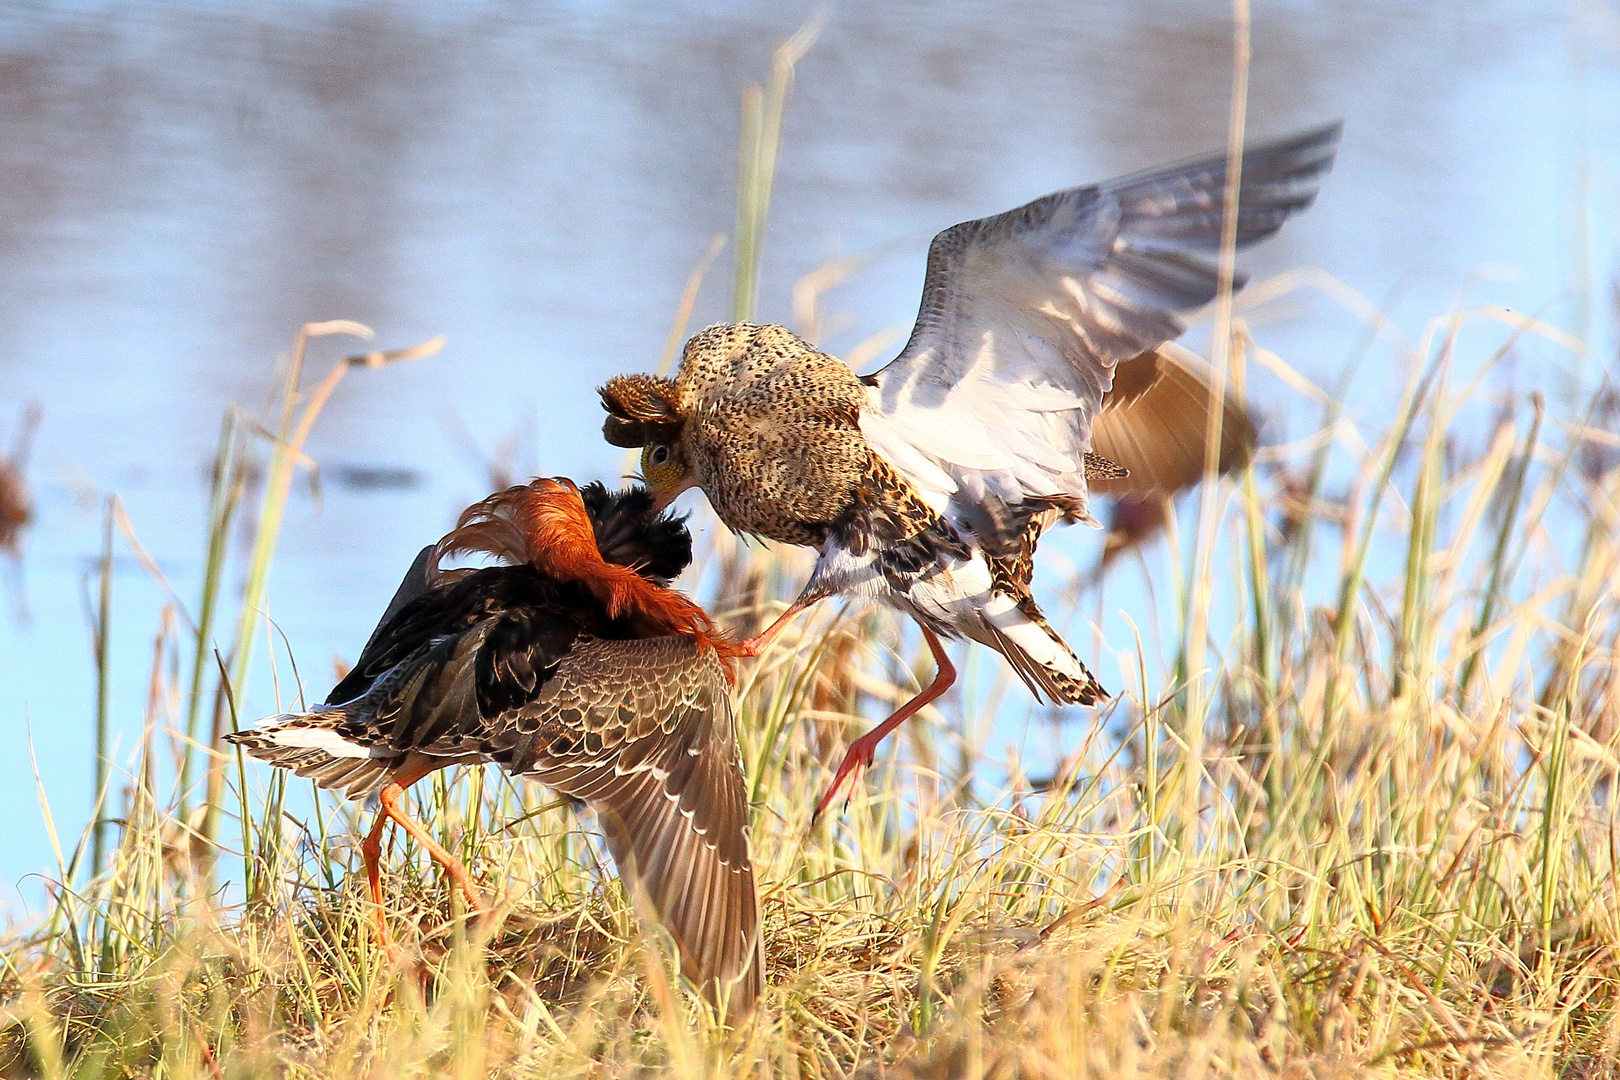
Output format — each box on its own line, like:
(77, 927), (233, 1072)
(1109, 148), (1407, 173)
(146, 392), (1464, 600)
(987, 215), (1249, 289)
(1258, 118), (1344, 161)
(582, 687), (764, 1023)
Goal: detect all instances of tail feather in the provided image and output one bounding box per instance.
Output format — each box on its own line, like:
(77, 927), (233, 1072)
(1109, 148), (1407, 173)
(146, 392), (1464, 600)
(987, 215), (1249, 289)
(225, 711), (402, 802)
(975, 597), (1107, 706)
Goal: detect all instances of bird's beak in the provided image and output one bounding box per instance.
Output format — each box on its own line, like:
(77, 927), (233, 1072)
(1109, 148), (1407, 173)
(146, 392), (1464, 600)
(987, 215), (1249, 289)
(649, 476), (696, 514)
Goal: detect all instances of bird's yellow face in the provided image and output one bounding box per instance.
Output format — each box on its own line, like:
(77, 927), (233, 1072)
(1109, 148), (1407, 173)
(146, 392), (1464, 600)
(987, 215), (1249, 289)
(641, 439), (696, 510)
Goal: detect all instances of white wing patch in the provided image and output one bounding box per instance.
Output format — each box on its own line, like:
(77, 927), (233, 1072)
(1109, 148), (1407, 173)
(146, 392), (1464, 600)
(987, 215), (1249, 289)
(248, 719), (387, 760)
(861, 323), (1101, 529)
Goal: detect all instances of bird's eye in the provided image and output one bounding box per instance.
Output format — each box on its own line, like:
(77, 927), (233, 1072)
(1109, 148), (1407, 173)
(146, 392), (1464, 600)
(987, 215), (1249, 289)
(650, 445), (670, 466)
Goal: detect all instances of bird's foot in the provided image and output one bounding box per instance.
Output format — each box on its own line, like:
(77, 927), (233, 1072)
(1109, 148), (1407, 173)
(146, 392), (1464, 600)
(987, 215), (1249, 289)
(737, 599), (813, 657)
(813, 736), (882, 822)
(812, 626), (956, 822)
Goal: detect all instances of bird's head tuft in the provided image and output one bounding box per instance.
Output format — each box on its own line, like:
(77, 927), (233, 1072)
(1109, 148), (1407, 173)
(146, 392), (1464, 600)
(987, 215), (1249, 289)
(600, 374), (695, 509)
(599, 374), (682, 447)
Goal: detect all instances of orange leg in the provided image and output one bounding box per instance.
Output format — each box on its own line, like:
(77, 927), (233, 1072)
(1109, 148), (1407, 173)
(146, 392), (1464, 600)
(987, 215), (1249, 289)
(378, 781), (487, 915)
(361, 758), (487, 952)
(361, 807), (394, 949)
(814, 625), (956, 821)
(737, 597), (815, 657)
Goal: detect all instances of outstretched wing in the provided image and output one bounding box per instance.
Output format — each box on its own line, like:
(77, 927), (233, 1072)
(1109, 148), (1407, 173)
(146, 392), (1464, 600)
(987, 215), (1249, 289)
(486, 637), (762, 1017)
(860, 123), (1338, 535)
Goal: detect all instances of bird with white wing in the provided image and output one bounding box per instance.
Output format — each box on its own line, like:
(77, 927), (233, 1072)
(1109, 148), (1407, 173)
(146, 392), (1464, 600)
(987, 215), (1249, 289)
(600, 123), (1341, 817)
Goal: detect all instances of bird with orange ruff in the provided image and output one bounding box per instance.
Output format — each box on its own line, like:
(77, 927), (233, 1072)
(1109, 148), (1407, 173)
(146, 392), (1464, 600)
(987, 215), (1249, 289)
(227, 478), (762, 1017)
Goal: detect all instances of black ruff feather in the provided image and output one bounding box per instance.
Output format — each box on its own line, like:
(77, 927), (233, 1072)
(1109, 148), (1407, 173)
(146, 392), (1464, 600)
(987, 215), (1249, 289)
(580, 481), (693, 585)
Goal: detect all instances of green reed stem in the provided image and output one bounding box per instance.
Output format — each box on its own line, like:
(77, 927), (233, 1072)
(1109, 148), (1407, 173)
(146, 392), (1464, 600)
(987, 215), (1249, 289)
(180, 409), (244, 817)
(731, 15), (821, 323)
(90, 495), (114, 880)
(1458, 395), (1543, 698)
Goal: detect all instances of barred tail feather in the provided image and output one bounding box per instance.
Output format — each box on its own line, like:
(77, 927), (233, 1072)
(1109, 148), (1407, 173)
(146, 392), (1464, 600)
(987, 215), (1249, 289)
(975, 595), (1107, 706)
(889, 546), (1108, 707)
(224, 711), (401, 801)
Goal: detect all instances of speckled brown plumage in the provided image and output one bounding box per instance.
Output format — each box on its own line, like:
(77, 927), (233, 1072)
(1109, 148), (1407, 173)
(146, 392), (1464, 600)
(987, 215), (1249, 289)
(831, 453), (969, 573)
(599, 374), (681, 449)
(226, 479), (762, 1015)
(680, 324), (871, 545)
(611, 322), (1109, 723)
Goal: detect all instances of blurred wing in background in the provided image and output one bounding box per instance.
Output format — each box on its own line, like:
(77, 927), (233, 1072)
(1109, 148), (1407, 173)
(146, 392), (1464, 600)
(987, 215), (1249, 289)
(1087, 342), (1255, 497)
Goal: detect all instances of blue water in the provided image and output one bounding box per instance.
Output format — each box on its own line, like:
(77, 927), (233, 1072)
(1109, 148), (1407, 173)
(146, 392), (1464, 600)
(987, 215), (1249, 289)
(0, 0), (1615, 918)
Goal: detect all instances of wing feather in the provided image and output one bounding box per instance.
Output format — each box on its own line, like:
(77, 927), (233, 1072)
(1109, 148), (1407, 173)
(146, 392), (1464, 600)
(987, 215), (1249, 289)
(1089, 342), (1256, 496)
(503, 637), (763, 1017)
(863, 123), (1338, 528)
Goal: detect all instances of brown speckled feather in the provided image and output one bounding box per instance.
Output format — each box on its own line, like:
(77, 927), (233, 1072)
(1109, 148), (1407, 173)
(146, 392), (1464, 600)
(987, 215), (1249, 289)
(677, 323), (871, 546)
(506, 638), (760, 1003)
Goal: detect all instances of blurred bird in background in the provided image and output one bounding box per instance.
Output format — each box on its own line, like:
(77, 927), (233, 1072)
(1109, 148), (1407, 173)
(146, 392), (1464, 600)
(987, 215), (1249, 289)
(1090, 494), (1174, 585)
(0, 403), (40, 558)
(1, 403), (41, 623)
